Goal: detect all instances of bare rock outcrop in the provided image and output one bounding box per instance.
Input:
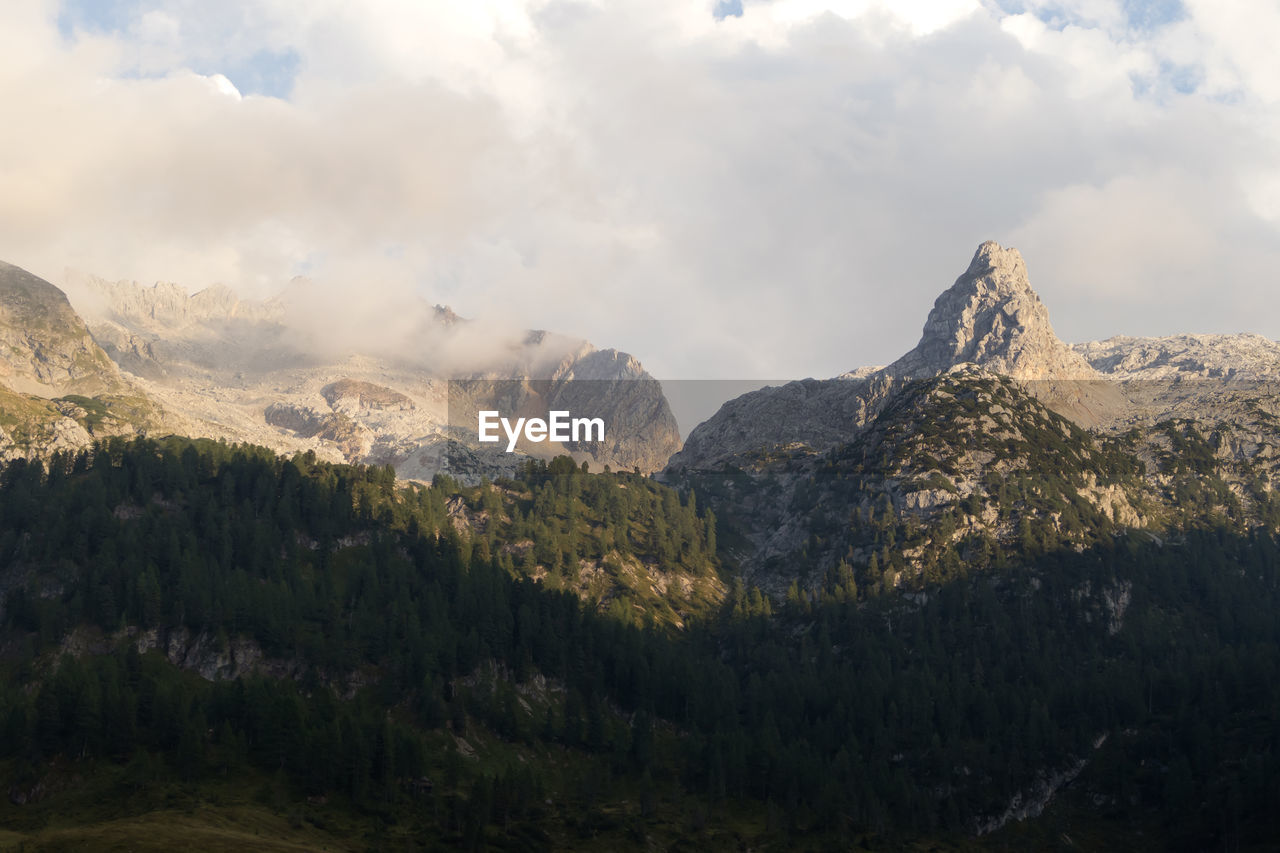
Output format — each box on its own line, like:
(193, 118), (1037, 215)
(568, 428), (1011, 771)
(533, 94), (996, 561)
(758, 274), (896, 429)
(886, 241), (1098, 382)
(671, 240), (1107, 471)
(0, 262), (159, 462)
(1074, 333), (1280, 381)
(57, 271), (683, 479)
(321, 379), (416, 413)
(0, 261), (128, 397)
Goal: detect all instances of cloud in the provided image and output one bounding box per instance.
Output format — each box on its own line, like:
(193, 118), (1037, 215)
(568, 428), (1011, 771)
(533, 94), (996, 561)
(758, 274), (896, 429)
(1180, 0), (1280, 103)
(1, 0), (1278, 382)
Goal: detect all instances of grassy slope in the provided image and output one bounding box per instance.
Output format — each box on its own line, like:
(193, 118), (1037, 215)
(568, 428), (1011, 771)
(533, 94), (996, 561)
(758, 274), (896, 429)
(0, 385), (157, 453)
(0, 764), (363, 852)
(0, 387), (66, 447)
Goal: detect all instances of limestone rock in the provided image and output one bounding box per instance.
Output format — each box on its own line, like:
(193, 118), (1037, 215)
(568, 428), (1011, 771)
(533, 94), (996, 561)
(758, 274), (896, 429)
(321, 379), (416, 413)
(0, 262), (159, 461)
(671, 241), (1103, 471)
(63, 271), (683, 479)
(666, 375), (892, 472)
(0, 261), (127, 397)
(1074, 333), (1280, 381)
(886, 241), (1098, 382)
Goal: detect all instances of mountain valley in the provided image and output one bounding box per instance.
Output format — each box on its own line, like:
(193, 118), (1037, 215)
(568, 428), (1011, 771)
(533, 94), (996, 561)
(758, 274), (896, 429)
(1, 244), (1280, 850)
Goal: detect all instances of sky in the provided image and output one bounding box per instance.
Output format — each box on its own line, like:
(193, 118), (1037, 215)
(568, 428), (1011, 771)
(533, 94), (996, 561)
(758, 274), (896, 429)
(2, 0), (1278, 381)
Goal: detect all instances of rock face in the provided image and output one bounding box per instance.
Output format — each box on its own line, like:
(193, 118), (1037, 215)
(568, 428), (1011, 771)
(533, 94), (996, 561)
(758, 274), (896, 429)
(72, 273), (297, 380)
(0, 262), (158, 461)
(538, 349), (681, 472)
(667, 238), (1280, 595)
(663, 239), (1280, 599)
(665, 376), (892, 472)
(670, 240), (1103, 471)
(886, 241), (1098, 381)
(0, 261), (127, 397)
(321, 379), (416, 413)
(1067, 333), (1280, 434)
(1075, 333), (1280, 381)
(81, 279), (279, 329)
(60, 272), (682, 479)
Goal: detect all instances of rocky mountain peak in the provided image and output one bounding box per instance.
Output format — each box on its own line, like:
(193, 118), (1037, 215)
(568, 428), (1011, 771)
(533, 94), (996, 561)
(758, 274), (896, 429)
(73, 275), (282, 331)
(0, 261), (126, 396)
(885, 241), (1098, 381)
(1074, 333), (1280, 380)
(433, 304), (462, 326)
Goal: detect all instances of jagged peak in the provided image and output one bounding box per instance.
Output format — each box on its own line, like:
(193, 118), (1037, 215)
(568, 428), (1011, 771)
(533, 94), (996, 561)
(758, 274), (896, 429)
(965, 240), (1030, 288)
(68, 273), (283, 329)
(433, 304), (463, 326)
(883, 240), (1097, 382)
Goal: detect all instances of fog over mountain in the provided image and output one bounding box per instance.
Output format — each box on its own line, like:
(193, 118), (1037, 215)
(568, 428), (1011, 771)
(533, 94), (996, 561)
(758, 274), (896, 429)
(0, 262), (680, 478)
(3, 2), (1280, 380)
(5, 240), (1280, 848)
(6, 2), (1280, 849)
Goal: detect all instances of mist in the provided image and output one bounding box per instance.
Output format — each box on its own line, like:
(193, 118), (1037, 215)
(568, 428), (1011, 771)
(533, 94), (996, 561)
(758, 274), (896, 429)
(3, 1), (1279, 385)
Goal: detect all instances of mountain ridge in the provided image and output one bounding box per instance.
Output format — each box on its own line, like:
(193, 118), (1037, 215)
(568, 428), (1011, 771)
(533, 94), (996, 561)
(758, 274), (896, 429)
(0, 264), (682, 478)
(671, 240), (1280, 472)
(4, 245), (1280, 849)
(663, 239), (1280, 601)
(0, 262), (162, 460)
(885, 240), (1099, 381)
(0, 261), (130, 398)
(1076, 331), (1280, 380)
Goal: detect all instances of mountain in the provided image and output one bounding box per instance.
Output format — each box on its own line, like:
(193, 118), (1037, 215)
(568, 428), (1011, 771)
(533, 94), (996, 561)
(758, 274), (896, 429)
(1075, 332), (1280, 380)
(670, 241), (1117, 472)
(881, 240), (1129, 427)
(0, 259), (681, 477)
(0, 263), (158, 461)
(3, 435), (1279, 850)
(884, 240), (1097, 381)
(61, 270), (681, 479)
(666, 240), (1280, 595)
(4, 242), (1280, 849)
(0, 261), (128, 397)
(672, 240), (1280, 474)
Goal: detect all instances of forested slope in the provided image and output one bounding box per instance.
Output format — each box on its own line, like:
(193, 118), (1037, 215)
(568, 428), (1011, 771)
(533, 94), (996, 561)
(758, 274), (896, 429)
(1, 438), (1278, 850)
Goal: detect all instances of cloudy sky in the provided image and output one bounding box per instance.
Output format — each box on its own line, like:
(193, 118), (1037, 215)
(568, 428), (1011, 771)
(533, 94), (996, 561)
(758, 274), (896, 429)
(2, 0), (1278, 380)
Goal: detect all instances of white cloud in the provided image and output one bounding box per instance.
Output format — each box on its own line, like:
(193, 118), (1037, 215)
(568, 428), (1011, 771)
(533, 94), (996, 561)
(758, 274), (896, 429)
(734, 0), (980, 38)
(1000, 13), (1153, 100)
(205, 72), (242, 99)
(1182, 0), (1280, 103)
(0, 0), (1278, 381)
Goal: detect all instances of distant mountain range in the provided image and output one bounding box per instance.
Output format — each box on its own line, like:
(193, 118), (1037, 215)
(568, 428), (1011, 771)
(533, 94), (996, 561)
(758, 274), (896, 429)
(664, 241), (1280, 597)
(4, 245), (1280, 847)
(670, 241), (1280, 471)
(4, 244), (1279, 483)
(0, 263), (680, 478)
